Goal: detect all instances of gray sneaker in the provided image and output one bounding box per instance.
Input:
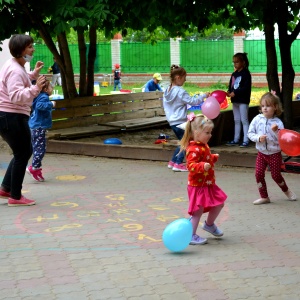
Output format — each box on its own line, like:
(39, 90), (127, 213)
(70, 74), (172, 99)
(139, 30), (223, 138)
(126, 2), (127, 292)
(202, 222), (223, 237)
(189, 234), (207, 245)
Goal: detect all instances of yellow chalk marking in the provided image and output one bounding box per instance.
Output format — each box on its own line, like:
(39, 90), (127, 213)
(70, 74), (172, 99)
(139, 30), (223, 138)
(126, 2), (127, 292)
(55, 175), (86, 181)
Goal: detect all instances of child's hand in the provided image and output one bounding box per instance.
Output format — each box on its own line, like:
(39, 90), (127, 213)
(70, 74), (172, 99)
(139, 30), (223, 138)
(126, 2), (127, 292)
(205, 92), (210, 98)
(271, 124), (278, 132)
(51, 101), (56, 107)
(214, 153), (219, 158)
(36, 75), (46, 90)
(259, 135), (267, 142)
(204, 163), (211, 171)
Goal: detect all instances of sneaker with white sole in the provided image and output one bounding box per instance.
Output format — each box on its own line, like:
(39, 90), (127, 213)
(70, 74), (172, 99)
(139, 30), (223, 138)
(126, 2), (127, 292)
(0, 189), (11, 199)
(8, 195), (36, 206)
(26, 166), (44, 182)
(168, 161), (175, 169)
(284, 189), (297, 201)
(253, 197), (270, 205)
(189, 234), (207, 245)
(202, 221), (224, 237)
(172, 163), (188, 172)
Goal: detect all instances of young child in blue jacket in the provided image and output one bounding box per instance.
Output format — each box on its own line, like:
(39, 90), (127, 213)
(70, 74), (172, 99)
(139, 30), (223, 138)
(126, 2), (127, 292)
(27, 80), (56, 182)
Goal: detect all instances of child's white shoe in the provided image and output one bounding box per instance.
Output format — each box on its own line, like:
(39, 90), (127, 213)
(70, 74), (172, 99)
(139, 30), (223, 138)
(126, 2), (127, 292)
(284, 190), (297, 201)
(253, 197), (270, 205)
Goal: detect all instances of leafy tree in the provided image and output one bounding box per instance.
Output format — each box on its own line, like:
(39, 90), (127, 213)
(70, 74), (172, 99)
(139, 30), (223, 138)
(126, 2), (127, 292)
(1, 0), (300, 128)
(216, 0), (300, 128)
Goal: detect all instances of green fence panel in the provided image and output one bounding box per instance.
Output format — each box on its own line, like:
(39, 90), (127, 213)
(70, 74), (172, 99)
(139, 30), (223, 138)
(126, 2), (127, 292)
(32, 43), (111, 74)
(32, 44), (54, 74)
(180, 40), (234, 73)
(291, 39), (300, 72)
(95, 42), (112, 73)
(244, 39), (277, 73)
(120, 41), (170, 73)
(245, 39), (300, 73)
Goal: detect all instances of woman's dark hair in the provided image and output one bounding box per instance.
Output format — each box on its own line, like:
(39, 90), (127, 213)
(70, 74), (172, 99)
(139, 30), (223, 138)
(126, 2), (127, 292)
(169, 64), (187, 82)
(233, 52), (250, 69)
(9, 34), (34, 58)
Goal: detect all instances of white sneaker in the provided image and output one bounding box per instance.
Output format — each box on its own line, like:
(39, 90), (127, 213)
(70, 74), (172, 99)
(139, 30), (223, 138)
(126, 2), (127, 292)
(253, 197), (270, 205)
(284, 190), (297, 201)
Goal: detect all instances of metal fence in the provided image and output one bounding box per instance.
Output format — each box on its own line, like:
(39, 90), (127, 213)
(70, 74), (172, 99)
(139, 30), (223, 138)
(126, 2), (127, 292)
(32, 39), (300, 75)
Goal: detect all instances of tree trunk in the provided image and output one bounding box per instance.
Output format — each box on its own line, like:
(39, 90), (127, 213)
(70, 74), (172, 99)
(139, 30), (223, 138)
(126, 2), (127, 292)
(277, 1), (294, 129)
(57, 33), (78, 99)
(263, 3), (280, 95)
(87, 25), (97, 96)
(77, 29), (87, 96)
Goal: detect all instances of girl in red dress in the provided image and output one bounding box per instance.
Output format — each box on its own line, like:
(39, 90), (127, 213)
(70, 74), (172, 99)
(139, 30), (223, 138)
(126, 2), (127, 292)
(180, 113), (227, 245)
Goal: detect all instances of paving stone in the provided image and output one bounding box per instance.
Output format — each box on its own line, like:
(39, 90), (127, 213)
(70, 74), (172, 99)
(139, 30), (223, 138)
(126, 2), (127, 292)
(0, 152), (299, 299)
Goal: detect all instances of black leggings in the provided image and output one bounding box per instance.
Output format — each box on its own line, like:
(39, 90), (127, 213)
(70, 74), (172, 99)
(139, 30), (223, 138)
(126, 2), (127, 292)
(0, 112), (32, 199)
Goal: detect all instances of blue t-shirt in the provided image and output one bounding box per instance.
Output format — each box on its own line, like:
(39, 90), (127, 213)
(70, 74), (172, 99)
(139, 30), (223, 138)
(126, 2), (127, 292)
(144, 79), (162, 92)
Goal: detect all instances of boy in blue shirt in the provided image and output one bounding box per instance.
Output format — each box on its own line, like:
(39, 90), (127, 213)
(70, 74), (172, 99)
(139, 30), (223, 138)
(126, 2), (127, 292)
(144, 73), (163, 92)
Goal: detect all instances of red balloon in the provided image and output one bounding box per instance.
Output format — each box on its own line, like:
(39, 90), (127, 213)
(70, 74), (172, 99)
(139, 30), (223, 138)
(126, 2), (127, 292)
(220, 98), (229, 110)
(211, 90), (227, 104)
(201, 96), (220, 119)
(278, 129), (300, 156)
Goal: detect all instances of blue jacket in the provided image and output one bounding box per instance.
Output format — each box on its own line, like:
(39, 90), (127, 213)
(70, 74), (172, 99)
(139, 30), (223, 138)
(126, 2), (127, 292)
(144, 79), (162, 92)
(29, 92), (54, 129)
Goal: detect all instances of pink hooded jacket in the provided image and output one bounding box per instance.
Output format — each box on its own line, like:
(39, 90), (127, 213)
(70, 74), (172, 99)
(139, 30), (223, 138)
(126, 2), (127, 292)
(0, 58), (41, 116)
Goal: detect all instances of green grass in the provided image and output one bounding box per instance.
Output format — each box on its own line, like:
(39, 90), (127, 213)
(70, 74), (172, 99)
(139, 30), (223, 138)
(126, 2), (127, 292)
(52, 82), (300, 97)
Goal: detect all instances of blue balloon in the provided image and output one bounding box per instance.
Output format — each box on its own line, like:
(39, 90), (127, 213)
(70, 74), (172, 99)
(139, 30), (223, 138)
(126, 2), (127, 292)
(104, 138), (122, 145)
(162, 218), (193, 252)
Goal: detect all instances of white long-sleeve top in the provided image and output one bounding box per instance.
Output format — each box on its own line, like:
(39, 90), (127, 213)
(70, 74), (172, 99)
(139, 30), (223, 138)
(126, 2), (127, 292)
(248, 114), (284, 155)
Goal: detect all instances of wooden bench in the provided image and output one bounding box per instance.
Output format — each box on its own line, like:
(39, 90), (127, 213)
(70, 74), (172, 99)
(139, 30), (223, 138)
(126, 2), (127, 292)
(48, 91), (166, 139)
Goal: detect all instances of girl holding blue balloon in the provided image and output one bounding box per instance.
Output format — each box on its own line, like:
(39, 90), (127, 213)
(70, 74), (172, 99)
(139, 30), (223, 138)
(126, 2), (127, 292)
(180, 113), (227, 245)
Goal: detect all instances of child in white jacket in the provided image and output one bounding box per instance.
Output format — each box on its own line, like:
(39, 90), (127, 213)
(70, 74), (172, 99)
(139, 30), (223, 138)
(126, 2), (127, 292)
(248, 92), (297, 204)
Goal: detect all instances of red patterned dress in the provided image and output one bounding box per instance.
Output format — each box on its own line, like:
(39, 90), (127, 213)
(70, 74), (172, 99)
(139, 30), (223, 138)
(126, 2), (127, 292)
(186, 141), (227, 215)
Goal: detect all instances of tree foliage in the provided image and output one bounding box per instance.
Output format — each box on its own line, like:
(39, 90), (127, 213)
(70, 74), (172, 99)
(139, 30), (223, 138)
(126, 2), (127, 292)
(0, 0), (300, 128)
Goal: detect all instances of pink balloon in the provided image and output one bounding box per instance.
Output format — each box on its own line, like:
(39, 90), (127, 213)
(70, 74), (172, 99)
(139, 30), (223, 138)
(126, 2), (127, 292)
(201, 96), (220, 119)
(278, 129), (300, 156)
(211, 90), (227, 104)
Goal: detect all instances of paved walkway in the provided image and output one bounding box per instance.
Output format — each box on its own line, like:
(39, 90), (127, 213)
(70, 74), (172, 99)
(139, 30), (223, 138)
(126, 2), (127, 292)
(0, 152), (300, 300)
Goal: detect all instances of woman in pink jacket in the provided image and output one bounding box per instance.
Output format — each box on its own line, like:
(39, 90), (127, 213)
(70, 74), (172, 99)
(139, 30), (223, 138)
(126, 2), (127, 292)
(0, 34), (46, 206)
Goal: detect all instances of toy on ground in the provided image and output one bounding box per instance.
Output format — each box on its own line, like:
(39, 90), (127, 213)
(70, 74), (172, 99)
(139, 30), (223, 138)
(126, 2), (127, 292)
(201, 96), (221, 119)
(162, 218), (193, 252)
(103, 138), (122, 145)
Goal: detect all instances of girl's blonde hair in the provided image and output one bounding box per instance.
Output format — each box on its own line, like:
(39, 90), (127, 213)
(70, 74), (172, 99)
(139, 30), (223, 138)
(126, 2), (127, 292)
(169, 64), (187, 83)
(260, 92), (283, 116)
(180, 114), (214, 151)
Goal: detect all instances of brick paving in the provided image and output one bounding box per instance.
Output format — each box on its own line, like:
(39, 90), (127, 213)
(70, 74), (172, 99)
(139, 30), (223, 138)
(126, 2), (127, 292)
(0, 152), (300, 300)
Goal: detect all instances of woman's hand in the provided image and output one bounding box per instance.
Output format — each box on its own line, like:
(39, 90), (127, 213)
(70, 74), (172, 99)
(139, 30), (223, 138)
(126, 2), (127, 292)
(204, 163), (211, 171)
(34, 61), (44, 73)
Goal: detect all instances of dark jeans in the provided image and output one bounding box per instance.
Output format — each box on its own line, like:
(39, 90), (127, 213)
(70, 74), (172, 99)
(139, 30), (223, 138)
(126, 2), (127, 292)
(170, 124), (185, 164)
(0, 112), (32, 199)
